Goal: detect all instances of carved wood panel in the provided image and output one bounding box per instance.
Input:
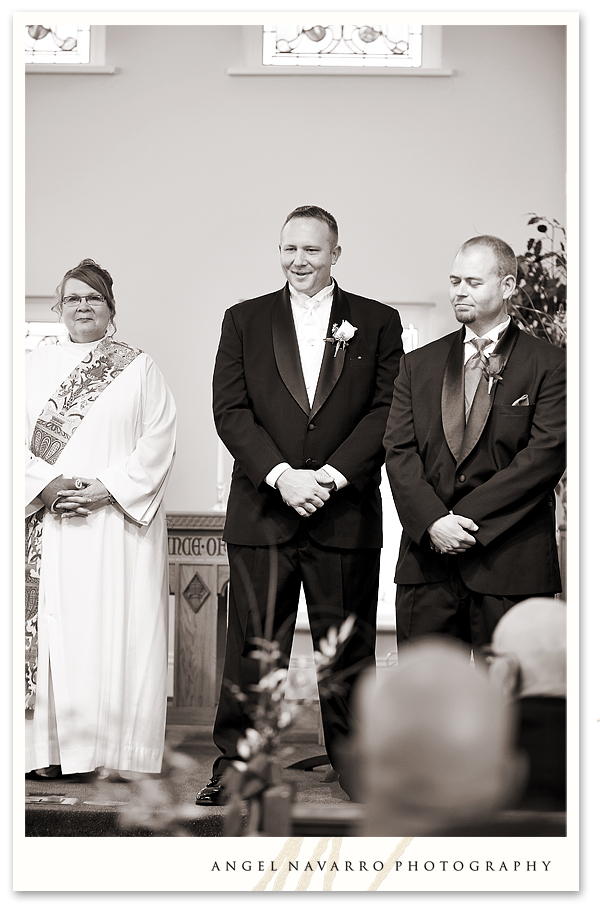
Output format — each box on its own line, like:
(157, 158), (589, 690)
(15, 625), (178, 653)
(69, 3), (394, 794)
(175, 563), (219, 707)
(168, 513), (229, 718)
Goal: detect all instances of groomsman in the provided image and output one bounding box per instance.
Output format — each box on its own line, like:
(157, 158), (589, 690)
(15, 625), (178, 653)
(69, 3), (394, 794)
(197, 205), (404, 804)
(384, 235), (566, 648)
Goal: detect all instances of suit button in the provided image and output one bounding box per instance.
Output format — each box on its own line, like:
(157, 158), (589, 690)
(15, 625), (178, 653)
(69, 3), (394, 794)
(458, 474), (466, 483)
(305, 458), (314, 467)
(308, 423), (315, 431)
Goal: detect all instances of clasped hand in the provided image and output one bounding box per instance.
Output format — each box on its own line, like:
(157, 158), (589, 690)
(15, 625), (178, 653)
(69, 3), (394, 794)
(276, 468), (334, 518)
(428, 513), (478, 555)
(40, 475), (112, 518)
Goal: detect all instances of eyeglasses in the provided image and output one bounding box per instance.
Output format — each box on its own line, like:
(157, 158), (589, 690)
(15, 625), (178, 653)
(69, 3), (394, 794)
(62, 295), (106, 307)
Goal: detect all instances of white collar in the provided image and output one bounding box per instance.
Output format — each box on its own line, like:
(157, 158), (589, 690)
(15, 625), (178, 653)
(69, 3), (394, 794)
(464, 316), (511, 346)
(289, 279), (335, 308)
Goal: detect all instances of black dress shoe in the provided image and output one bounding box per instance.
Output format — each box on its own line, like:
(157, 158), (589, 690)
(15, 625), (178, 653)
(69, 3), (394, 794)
(26, 765), (62, 780)
(196, 775), (228, 806)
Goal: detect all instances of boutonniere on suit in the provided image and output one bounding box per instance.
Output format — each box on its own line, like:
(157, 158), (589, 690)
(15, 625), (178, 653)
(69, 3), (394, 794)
(482, 353), (505, 393)
(325, 320), (358, 357)
(206, 266), (405, 809)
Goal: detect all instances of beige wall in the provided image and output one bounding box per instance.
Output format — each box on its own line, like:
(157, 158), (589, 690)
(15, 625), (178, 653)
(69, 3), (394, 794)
(25, 24), (566, 510)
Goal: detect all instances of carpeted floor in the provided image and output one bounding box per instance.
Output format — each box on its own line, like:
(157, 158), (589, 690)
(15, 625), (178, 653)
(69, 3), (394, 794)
(25, 726), (352, 837)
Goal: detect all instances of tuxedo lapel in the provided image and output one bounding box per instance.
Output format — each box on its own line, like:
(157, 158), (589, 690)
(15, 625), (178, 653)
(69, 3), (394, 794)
(441, 329), (466, 462)
(272, 287), (310, 416)
(458, 318), (521, 465)
(309, 285), (351, 419)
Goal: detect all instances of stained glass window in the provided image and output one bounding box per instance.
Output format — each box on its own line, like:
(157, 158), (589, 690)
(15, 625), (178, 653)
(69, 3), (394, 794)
(263, 24), (422, 68)
(25, 24), (91, 65)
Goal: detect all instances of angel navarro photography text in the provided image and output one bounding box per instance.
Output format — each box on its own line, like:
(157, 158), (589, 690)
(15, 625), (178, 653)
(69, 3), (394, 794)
(210, 859), (553, 874)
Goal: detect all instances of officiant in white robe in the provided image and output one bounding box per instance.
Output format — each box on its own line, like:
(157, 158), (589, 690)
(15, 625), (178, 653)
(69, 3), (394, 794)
(25, 259), (176, 776)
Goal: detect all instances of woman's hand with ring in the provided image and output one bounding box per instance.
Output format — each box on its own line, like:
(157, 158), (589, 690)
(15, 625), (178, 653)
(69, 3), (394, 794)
(53, 477), (113, 517)
(40, 476), (80, 513)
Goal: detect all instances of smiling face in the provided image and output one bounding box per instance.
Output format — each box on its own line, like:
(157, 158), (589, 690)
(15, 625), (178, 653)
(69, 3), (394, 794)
(449, 245), (516, 337)
(61, 277), (112, 343)
(279, 217), (341, 297)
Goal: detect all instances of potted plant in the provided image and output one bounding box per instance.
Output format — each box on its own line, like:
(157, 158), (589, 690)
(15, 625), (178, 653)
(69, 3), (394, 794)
(508, 215), (566, 347)
(509, 214), (567, 593)
(222, 615), (357, 837)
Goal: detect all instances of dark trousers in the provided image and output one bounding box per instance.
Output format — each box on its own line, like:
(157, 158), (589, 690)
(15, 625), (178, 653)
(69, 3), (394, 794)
(212, 528), (380, 777)
(396, 567), (527, 649)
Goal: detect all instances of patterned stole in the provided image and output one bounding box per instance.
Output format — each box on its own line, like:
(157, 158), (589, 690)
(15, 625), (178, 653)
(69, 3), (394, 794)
(25, 337), (141, 712)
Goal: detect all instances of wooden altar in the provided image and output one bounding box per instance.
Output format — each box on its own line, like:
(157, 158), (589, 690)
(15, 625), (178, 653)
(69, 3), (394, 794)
(166, 512), (228, 725)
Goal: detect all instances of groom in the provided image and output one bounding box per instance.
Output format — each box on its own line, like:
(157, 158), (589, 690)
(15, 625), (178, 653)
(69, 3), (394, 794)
(197, 205), (404, 803)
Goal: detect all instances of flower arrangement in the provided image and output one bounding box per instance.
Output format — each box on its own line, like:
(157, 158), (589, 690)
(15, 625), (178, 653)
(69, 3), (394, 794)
(509, 215), (566, 348)
(104, 558), (358, 840)
(222, 615), (357, 836)
(508, 215), (567, 594)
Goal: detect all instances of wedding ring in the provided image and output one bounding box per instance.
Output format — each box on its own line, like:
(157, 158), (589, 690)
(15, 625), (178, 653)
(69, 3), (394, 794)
(74, 478), (84, 489)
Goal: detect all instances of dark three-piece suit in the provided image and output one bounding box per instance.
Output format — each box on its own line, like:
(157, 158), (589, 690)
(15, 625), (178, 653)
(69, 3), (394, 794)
(384, 317), (566, 646)
(212, 283), (404, 777)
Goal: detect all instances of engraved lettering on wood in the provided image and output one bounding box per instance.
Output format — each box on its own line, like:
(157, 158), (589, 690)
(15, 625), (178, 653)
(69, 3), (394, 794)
(168, 534), (227, 559)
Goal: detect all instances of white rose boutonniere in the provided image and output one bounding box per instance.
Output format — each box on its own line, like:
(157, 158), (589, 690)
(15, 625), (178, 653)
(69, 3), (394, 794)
(325, 320), (358, 357)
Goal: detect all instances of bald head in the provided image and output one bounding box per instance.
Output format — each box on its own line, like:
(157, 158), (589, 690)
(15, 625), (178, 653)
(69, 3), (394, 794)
(490, 598), (567, 698)
(355, 638), (521, 835)
(459, 235), (518, 282)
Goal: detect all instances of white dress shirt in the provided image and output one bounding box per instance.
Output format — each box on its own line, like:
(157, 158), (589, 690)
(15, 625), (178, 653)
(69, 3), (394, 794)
(265, 280), (348, 491)
(290, 281), (334, 406)
(463, 316), (511, 363)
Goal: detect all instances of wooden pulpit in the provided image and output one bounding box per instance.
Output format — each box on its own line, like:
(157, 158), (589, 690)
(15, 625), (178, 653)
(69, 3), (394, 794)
(166, 512), (229, 725)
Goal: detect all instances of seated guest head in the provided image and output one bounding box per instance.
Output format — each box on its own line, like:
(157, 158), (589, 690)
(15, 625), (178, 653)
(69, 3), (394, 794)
(488, 598), (567, 813)
(488, 597), (566, 699)
(353, 638), (525, 836)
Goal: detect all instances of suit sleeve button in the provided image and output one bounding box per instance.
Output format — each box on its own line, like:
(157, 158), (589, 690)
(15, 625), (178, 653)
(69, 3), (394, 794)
(458, 474), (466, 483)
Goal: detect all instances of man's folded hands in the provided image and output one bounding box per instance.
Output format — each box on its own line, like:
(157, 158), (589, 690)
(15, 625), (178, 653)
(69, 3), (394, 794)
(275, 467), (332, 516)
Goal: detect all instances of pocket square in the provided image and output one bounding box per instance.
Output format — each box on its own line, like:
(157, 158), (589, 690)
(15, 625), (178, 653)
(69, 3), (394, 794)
(512, 394), (529, 406)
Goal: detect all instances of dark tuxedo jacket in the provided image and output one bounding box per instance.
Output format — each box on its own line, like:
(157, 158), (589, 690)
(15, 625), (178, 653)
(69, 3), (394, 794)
(213, 284), (404, 549)
(384, 319), (566, 595)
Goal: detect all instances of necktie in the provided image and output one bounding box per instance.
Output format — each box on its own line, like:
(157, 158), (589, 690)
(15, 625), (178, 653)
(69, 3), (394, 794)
(304, 301), (317, 323)
(464, 337), (493, 420)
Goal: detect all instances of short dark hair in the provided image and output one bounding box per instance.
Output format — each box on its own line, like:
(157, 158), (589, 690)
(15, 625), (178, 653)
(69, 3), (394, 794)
(460, 235), (517, 281)
(52, 258), (116, 318)
(281, 205), (339, 248)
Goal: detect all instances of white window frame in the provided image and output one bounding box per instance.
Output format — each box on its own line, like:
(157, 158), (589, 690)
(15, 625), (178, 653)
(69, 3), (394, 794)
(263, 24), (424, 69)
(228, 25), (452, 76)
(25, 25), (115, 74)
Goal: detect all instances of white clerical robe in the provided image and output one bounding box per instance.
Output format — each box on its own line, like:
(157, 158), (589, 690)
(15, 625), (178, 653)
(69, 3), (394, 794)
(25, 337), (176, 774)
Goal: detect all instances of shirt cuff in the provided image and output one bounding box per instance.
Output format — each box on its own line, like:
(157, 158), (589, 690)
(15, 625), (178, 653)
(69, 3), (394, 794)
(265, 463), (292, 489)
(322, 464), (348, 491)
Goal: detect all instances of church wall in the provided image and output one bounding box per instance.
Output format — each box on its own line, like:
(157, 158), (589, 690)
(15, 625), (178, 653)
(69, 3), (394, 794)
(25, 24), (566, 511)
